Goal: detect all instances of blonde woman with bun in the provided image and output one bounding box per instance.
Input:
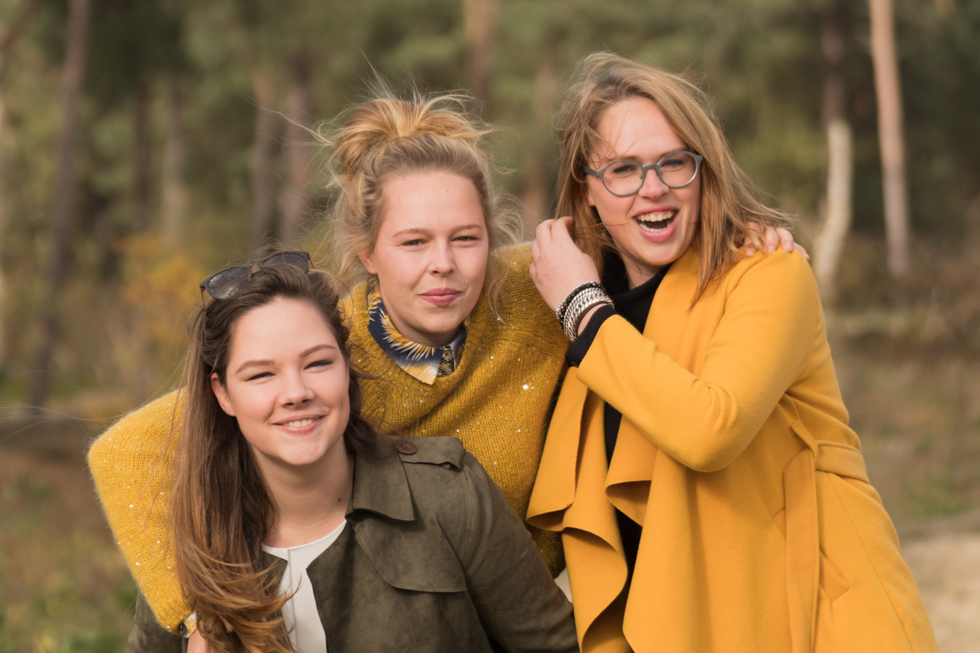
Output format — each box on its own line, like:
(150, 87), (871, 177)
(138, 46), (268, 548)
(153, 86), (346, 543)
(88, 87), (800, 641)
(527, 53), (936, 653)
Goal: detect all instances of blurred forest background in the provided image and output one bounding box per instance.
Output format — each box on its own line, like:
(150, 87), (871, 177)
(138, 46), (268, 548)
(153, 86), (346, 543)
(1, 0), (979, 650)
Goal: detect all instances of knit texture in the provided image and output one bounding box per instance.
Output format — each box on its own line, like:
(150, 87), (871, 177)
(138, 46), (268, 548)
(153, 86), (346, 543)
(88, 243), (569, 633)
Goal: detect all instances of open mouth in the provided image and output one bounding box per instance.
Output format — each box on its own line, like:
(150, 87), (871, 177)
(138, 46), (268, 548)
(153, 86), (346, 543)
(635, 211), (676, 233)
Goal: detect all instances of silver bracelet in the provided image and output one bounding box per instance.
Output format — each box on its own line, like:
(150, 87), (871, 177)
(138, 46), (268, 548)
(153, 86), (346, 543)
(562, 287), (612, 340)
(555, 282), (602, 324)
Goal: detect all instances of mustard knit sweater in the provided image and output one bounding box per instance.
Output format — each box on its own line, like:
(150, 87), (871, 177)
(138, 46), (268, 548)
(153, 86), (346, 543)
(88, 244), (568, 633)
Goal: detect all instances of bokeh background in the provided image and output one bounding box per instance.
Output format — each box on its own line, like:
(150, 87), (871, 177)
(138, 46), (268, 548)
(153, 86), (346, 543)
(1, 0), (979, 650)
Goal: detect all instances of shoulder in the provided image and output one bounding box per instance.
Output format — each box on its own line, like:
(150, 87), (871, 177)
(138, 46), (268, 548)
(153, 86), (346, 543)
(392, 436), (496, 513)
(667, 247), (817, 307)
(394, 435), (467, 470)
(487, 243), (567, 347)
(721, 249), (818, 308)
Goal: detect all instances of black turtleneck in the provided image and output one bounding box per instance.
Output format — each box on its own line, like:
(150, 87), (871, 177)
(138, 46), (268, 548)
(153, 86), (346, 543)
(564, 253), (670, 580)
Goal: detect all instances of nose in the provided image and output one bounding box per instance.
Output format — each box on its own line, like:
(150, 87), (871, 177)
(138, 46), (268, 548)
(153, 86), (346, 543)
(280, 369), (314, 407)
(638, 167), (669, 198)
(428, 241), (456, 275)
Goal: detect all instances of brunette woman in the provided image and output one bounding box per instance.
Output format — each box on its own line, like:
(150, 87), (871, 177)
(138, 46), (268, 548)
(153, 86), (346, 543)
(124, 259), (576, 652)
(526, 53), (937, 653)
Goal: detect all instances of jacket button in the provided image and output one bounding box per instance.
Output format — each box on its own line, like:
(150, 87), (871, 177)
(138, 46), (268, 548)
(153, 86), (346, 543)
(394, 439), (417, 455)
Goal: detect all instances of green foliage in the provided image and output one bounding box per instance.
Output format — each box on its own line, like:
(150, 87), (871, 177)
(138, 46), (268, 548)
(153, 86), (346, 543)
(0, 0), (975, 405)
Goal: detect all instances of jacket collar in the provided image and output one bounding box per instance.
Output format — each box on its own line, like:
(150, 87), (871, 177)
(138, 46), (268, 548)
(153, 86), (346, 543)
(347, 451), (416, 522)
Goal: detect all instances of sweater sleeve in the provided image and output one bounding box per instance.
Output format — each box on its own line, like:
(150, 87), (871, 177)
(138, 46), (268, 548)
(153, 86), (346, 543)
(576, 251), (819, 472)
(87, 392), (191, 633)
(456, 452), (579, 652)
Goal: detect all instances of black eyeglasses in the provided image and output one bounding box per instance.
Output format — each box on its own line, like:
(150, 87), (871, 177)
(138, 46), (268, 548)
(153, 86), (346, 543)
(199, 251), (311, 300)
(585, 150), (703, 196)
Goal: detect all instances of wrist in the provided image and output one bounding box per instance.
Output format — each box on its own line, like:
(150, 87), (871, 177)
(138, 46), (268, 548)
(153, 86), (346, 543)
(577, 304), (605, 336)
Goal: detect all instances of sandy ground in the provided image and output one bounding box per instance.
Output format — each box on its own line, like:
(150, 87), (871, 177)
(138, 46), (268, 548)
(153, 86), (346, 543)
(903, 526), (980, 653)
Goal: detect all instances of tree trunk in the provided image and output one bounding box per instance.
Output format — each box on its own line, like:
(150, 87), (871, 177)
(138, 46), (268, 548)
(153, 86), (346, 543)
(279, 54), (311, 249)
(814, 1), (854, 305)
(28, 0), (92, 409)
(869, 0), (910, 282)
(249, 66), (278, 250)
(463, 0), (499, 108)
(160, 76), (186, 250)
(132, 74), (153, 233)
(521, 48), (558, 237)
(0, 0), (40, 366)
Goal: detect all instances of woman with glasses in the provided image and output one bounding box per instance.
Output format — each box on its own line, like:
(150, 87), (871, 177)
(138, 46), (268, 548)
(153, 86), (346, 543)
(124, 261), (577, 652)
(525, 53), (937, 653)
(88, 88), (800, 641)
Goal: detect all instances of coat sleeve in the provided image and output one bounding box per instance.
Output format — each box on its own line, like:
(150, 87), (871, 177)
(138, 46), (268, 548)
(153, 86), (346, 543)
(456, 452), (579, 653)
(87, 392), (192, 632)
(577, 251), (819, 472)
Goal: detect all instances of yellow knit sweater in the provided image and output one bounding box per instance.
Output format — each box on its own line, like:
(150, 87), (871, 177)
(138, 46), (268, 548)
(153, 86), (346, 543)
(88, 244), (568, 632)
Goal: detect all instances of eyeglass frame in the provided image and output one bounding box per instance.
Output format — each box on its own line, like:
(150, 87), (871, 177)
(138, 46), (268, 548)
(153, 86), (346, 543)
(584, 150), (704, 197)
(199, 251), (312, 300)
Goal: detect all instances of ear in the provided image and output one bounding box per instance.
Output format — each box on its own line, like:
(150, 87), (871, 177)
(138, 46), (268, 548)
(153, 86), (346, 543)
(357, 249), (378, 275)
(210, 373), (236, 417)
(585, 182), (597, 208)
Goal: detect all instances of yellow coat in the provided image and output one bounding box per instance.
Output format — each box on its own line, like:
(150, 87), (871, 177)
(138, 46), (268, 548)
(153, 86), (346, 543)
(528, 247), (937, 653)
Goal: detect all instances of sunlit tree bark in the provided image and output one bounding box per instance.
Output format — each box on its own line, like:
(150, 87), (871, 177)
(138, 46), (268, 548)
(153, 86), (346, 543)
(161, 76), (186, 250)
(869, 0), (910, 281)
(463, 0), (499, 108)
(28, 0), (92, 409)
(279, 54), (311, 249)
(521, 46), (558, 236)
(0, 0), (39, 366)
(132, 74), (153, 233)
(249, 66), (279, 250)
(814, 1), (853, 305)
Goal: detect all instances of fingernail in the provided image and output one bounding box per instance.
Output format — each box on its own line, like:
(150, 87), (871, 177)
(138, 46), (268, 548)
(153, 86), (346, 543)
(745, 247), (756, 256)
(767, 245), (776, 252)
(783, 242), (793, 251)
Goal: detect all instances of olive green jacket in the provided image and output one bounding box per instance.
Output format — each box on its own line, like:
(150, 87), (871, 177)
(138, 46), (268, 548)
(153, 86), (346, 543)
(127, 436), (577, 652)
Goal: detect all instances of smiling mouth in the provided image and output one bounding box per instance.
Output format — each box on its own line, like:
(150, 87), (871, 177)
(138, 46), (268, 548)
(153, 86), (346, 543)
(281, 417), (319, 428)
(635, 211), (676, 233)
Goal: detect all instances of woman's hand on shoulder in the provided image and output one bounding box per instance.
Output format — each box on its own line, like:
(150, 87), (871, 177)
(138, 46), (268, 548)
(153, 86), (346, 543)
(743, 222), (809, 260)
(529, 217), (601, 313)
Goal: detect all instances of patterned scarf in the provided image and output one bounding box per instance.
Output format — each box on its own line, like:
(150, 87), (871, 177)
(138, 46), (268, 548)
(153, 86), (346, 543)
(366, 285), (466, 385)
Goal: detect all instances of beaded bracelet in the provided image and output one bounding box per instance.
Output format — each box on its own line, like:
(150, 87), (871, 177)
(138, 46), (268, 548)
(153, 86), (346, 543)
(555, 282), (603, 325)
(562, 286), (613, 340)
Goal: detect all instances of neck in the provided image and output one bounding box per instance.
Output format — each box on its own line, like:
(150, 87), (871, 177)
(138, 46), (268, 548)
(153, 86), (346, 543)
(258, 450), (354, 548)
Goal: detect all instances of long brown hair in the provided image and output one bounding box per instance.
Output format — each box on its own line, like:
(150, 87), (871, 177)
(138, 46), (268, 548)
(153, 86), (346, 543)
(555, 52), (789, 301)
(318, 87), (521, 310)
(173, 263), (384, 652)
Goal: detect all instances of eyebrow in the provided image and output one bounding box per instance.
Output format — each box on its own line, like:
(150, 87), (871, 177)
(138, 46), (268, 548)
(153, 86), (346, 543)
(233, 343), (338, 375)
(390, 224), (485, 239)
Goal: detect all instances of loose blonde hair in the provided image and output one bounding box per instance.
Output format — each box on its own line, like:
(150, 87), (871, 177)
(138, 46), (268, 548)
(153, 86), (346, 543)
(556, 53), (789, 301)
(319, 89), (520, 308)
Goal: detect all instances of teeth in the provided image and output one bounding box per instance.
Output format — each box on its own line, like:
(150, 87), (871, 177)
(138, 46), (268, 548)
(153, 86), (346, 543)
(636, 211), (673, 224)
(636, 211), (674, 231)
(284, 418), (316, 427)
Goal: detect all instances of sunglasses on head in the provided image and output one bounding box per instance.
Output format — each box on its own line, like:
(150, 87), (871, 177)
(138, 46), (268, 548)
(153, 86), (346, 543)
(199, 251), (311, 300)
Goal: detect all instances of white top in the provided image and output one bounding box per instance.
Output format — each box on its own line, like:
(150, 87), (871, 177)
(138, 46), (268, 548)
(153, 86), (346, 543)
(262, 521), (346, 653)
